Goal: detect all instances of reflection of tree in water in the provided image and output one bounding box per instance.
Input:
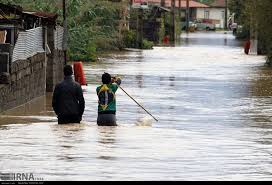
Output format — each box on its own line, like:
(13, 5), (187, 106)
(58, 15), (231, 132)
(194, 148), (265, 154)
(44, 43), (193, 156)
(251, 66), (272, 97)
(244, 66), (272, 130)
(227, 66), (272, 148)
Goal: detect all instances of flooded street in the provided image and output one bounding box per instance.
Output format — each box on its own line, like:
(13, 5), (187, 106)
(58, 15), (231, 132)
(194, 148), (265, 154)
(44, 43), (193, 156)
(1, 32), (272, 180)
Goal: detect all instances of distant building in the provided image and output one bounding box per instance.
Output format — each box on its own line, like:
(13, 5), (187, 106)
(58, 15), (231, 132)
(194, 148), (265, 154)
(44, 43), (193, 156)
(132, 0), (208, 9)
(132, 0), (230, 29)
(131, 0), (208, 21)
(196, 0), (230, 29)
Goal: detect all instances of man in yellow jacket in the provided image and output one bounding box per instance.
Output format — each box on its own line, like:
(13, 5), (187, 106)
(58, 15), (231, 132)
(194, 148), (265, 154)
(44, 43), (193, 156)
(96, 73), (121, 126)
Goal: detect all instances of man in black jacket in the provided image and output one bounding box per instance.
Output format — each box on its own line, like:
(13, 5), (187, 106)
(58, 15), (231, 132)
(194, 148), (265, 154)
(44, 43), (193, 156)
(52, 65), (85, 124)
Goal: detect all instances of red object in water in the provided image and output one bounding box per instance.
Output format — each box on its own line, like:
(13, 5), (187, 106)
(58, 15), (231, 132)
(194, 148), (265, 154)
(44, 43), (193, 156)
(244, 40), (251, 55)
(163, 35), (169, 44)
(73, 61), (87, 86)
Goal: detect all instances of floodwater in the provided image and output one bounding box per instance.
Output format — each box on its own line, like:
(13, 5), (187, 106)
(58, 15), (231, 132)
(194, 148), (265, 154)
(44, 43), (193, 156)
(1, 32), (272, 181)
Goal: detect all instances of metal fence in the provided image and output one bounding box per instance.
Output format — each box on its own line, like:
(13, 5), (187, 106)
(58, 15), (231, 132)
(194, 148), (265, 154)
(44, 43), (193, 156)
(12, 27), (44, 62)
(54, 26), (64, 50)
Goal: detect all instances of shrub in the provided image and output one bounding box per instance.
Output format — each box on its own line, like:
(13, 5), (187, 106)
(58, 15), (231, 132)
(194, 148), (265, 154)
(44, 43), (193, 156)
(142, 39), (154, 49)
(122, 30), (137, 48)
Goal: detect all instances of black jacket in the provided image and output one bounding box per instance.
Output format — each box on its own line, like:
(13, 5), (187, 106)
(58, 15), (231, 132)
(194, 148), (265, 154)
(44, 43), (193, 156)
(52, 76), (85, 122)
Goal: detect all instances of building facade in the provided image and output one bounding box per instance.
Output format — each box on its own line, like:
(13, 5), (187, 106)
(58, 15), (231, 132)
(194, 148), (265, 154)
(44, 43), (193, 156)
(196, 0), (230, 29)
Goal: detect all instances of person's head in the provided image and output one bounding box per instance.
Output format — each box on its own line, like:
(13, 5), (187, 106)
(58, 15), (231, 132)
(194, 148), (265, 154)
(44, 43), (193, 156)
(102, 72), (111, 84)
(64, 65), (73, 77)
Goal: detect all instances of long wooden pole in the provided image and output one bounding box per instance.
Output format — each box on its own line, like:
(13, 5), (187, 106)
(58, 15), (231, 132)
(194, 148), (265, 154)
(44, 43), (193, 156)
(118, 85), (159, 122)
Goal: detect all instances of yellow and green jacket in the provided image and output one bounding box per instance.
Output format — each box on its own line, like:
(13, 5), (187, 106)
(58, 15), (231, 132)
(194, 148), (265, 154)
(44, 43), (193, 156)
(96, 80), (121, 114)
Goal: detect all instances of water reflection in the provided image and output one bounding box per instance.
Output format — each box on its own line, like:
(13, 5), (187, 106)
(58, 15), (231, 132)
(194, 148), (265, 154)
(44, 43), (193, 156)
(97, 127), (117, 160)
(250, 66), (272, 97)
(51, 123), (87, 162)
(0, 95), (56, 125)
(169, 76), (175, 87)
(97, 127), (117, 145)
(180, 32), (242, 47)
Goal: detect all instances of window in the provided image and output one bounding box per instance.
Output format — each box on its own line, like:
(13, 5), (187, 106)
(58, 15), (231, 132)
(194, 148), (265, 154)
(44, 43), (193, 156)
(222, 11), (225, 19)
(204, 10), (210, 19)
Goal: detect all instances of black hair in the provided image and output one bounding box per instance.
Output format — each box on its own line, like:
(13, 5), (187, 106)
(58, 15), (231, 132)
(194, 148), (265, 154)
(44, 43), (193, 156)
(102, 73), (111, 84)
(64, 65), (73, 76)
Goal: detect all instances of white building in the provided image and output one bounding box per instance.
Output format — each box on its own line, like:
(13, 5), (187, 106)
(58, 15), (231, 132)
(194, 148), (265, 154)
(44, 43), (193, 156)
(196, 0), (230, 29)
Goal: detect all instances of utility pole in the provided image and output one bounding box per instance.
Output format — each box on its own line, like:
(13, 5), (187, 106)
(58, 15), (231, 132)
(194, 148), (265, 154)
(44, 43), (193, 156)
(136, 7), (144, 49)
(63, 0), (67, 65)
(170, 0), (175, 42)
(161, 0), (165, 7)
(161, 0), (166, 39)
(179, 0), (181, 19)
(128, 0), (134, 31)
(225, 0), (228, 30)
(186, 0), (189, 33)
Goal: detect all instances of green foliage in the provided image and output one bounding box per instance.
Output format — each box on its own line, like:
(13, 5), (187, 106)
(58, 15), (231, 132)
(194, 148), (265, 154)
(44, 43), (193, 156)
(175, 15), (181, 40)
(142, 39), (154, 50)
(230, 0), (272, 62)
(122, 30), (137, 48)
(235, 25), (250, 40)
(66, 0), (126, 61)
(158, 17), (165, 43)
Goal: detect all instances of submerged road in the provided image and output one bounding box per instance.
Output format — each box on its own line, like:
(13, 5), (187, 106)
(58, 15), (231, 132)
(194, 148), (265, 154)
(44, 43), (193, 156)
(1, 32), (272, 180)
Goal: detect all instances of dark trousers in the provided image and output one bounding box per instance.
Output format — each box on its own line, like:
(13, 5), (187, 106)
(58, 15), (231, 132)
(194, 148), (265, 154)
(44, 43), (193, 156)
(97, 114), (117, 126)
(58, 115), (81, 124)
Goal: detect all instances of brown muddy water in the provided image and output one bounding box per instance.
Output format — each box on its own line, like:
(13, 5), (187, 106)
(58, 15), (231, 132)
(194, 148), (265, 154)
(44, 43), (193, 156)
(1, 32), (272, 181)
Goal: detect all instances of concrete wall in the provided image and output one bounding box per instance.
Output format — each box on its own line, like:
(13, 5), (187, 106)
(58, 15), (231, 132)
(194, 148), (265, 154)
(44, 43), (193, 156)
(0, 25), (64, 113)
(46, 25), (64, 92)
(0, 53), (46, 113)
(196, 8), (230, 28)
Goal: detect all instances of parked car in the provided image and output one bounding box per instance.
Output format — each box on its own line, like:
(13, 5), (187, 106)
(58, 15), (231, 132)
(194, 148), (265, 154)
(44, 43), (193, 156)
(194, 20), (216, 31)
(181, 21), (197, 31)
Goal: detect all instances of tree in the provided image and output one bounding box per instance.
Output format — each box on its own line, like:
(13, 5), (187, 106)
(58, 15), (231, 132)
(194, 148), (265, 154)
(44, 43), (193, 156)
(229, 0), (272, 63)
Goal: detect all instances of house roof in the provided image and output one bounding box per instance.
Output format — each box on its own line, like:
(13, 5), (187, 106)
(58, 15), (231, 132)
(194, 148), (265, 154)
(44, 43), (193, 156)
(23, 11), (58, 20)
(210, 0), (226, 8)
(133, 0), (209, 8)
(0, 2), (57, 20)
